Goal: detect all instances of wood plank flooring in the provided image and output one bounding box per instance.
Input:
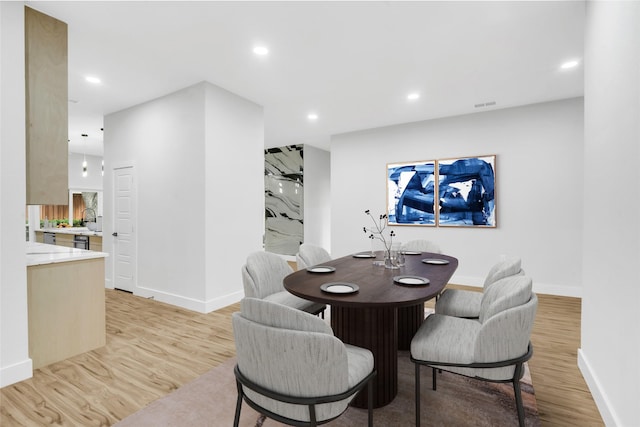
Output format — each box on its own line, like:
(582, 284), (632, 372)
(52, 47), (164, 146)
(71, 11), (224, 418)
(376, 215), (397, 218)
(1, 286), (604, 426)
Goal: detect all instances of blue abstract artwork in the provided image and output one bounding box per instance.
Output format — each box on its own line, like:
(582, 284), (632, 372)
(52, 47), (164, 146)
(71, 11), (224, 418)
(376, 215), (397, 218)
(387, 160), (437, 226)
(437, 155), (496, 227)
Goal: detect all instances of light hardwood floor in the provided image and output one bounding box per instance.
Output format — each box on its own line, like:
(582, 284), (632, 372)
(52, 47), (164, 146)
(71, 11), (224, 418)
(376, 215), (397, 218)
(1, 286), (604, 426)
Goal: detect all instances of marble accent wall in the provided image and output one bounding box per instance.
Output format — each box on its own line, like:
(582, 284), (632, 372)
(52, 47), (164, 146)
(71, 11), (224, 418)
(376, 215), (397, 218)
(264, 145), (303, 255)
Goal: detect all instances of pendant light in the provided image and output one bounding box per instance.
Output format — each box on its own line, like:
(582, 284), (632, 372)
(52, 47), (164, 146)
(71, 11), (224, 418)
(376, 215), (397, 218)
(100, 128), (104, 176)
(82, 133), (88, 177)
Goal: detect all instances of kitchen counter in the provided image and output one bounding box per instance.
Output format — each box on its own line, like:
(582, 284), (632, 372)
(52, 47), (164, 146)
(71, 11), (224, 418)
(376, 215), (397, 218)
(27, 242), (107, 266)
(39, 227), (102, 237)
(27, 242), (107, 369)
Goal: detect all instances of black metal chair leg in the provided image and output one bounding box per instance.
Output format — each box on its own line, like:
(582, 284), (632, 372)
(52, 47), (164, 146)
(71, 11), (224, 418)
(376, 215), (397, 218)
(513, 378), (525, 427)
(309, 404), (317, 427)
(432, 367), (437, 390)
(233, 382), (243, 427)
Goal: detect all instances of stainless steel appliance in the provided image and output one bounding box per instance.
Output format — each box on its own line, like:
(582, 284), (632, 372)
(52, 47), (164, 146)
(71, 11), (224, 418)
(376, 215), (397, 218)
(73, 235), (90, 250)
(44, 232), (56, 245)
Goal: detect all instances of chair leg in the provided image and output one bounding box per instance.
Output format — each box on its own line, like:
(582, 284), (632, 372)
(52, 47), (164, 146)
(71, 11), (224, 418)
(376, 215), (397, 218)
(233, 382), (243, 427)
(415, 363), (421, 427)
(513, 378), (525, 427)
(432, 367), (437, 390)
(309, 404), (317, 427)
(512, 362), (526, 427)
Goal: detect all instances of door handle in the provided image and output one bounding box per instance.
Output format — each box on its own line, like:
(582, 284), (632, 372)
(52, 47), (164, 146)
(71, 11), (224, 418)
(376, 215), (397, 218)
(112, 232), (118, 237)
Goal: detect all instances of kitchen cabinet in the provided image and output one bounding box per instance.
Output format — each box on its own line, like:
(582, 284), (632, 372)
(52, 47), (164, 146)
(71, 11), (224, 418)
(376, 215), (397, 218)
(54, 233), (74, 248)
(27, 243), (107, 369)
(35, 230), (103, 251)
(25, 7), (69, 205)
(89, 236), (103, 252)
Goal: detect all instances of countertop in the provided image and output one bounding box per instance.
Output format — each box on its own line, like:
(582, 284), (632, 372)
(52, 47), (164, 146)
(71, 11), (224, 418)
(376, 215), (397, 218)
(27, 242), (108, 267)
(37, 227), (103, 237)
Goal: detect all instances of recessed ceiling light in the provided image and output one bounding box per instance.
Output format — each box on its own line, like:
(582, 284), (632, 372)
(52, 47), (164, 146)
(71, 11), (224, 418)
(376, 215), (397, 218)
(407, 93), (420, 100)
(253, 46), (269, 56)
(560, 60), (579, 70)
(85, 76), (101, 84)
(308, 113), (318, 120)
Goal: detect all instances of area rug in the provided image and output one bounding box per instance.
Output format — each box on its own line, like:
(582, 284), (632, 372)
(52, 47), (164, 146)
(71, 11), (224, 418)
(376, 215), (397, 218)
(116, 351), (539, 426)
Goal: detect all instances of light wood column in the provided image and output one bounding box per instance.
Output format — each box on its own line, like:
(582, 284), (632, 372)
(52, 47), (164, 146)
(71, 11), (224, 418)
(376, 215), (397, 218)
(27, 258), (106, 369)
(25, 6), (68, 205)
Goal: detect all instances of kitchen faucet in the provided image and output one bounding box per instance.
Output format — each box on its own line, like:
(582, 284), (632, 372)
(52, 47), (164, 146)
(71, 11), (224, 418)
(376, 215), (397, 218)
(82, 208), (96, 224)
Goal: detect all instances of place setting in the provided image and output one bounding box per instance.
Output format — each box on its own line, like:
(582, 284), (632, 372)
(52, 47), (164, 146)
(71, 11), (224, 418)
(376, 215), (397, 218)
(306, 265), (336, 273)
(393, 275), (430, 286)
(352, 252), (376, 258)
(421, 258), (450, 265)
(320, 282), (359, 294)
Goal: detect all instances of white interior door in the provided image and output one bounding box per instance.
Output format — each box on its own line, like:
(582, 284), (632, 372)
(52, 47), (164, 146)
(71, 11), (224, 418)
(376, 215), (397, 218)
(113, 166), (136, 292)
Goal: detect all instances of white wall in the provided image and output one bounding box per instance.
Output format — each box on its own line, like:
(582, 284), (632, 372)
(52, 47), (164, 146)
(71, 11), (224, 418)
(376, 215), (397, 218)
(203, 82), (264, 309)
(0, 2), (32, 387)
(104, 82), (263, 312)
(331, 98), (584, 296)
(68, 152), (103, 191)
(580, 2), (640, 425)
(303, 145), (331, 251)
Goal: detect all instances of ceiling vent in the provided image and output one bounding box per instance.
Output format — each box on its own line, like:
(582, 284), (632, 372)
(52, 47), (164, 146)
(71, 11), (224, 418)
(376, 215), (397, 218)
(474, 101), (496, 108)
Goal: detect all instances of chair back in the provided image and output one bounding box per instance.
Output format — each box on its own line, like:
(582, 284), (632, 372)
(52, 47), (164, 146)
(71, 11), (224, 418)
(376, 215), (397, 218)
(296, 243), (332, 269)
(241, 251), (293, 299)
(483, 257), (523, 288)
(473, 276), (537, 380)
(233, 298), (351, 422)
(401, 239), (441, 254)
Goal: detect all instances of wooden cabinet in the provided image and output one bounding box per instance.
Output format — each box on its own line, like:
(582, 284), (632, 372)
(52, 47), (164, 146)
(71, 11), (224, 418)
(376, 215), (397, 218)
(55, 233), (74, 248)
(25, 7), (69, 205)
(90, 236), (103, 252)
(33, 230), (103, 251)
(27, 258), (106, 369)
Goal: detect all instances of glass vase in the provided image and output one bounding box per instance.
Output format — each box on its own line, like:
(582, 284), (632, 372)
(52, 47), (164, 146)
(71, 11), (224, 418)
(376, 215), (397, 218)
(384, 249), (400, 269)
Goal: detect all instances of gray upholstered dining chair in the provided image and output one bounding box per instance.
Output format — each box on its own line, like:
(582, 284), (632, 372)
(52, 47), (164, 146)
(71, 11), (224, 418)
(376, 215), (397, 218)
(435, 257), (523, 318)
(242, 251), (325, 316)
(411, 275), (538, 427)
(296, 243), (332, 270)
(232, 298), (376, 427)
(401, 239), (442, 254)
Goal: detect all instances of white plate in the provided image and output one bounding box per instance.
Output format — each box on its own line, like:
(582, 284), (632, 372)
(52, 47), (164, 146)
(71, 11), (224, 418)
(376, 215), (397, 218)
(421, 258), (449, 265)
(320, 282), (359, 294)
(393, 275), (430, 286)
(352, 252), (376, 258)
(402, 251), (422, 255)
(306, 266), (336, 274)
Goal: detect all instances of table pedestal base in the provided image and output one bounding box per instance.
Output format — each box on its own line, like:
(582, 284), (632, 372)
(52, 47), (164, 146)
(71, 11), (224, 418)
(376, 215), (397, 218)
(331, 306), (397, 408)
(397, 303), (425, 350)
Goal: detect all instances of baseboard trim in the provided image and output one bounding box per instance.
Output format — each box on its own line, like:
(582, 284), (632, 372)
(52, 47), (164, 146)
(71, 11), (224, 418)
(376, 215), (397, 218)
(134, 286), (243, 314)
(578, 349), (617, 426)
(0, 358), (33, 388)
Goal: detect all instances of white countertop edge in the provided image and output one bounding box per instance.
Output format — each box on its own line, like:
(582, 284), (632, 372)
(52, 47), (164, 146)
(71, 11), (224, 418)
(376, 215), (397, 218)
(27, 242), (108, 267)
(36, 227), (103, 237)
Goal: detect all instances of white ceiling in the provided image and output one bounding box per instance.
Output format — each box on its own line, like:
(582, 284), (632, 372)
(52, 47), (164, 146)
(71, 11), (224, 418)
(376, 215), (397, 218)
(27, 1), (585, 157)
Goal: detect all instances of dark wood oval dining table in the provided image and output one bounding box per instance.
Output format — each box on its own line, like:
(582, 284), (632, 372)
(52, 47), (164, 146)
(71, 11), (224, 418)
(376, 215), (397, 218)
(283, 250), (458, 408)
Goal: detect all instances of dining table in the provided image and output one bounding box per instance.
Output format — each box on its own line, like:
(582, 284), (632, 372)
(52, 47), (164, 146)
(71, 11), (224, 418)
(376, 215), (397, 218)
(283, 250), (458, 408)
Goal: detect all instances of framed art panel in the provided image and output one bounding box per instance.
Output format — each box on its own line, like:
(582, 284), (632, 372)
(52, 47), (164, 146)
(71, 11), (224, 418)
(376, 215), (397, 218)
(387, 160), (436, 226)
(437, 155), (496, 227)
